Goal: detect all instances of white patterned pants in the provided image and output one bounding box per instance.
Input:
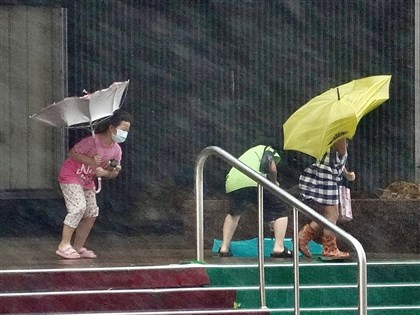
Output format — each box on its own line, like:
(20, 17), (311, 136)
(60, 183), (99, 228)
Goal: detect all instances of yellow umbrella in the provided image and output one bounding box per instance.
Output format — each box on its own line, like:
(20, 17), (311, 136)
(283, 75), (391, 159)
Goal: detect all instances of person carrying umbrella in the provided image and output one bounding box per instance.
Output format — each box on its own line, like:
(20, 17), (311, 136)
(282, 75), (391, 259)
(218, 145), (293, 258)
(56, 109), (132, 259)
(298, 138), (356, 259)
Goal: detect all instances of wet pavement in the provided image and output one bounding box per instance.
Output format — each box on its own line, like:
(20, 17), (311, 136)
(1, 235), (419, 271)
(0, 235), (199, 269)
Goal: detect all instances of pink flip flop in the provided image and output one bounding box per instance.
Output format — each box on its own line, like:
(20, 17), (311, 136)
(56, 245), (81, 259)
(77, 247), (97, 259)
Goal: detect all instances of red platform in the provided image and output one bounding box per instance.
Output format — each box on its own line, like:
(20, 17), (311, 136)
(0, 236), (270, 314)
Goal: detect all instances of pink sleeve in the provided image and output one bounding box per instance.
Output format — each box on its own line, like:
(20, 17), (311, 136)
(115, 145), (122, 162)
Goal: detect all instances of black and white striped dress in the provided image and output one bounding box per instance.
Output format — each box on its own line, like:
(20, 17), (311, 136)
(299, 148), (347, 205)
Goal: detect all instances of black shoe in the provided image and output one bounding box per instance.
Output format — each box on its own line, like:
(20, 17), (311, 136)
(270, 247), (293, 258)
(218, 249), (233, 257)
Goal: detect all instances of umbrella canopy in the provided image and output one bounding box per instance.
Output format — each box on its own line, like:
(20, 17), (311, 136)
(30, 80), (129, 128)
(283, 75), (391, 159)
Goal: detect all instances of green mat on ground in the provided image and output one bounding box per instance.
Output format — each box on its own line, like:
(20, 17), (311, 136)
(212, 237), (322, 257)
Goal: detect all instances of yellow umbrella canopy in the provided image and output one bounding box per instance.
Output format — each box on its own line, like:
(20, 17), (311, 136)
(283, 75), (391, 159)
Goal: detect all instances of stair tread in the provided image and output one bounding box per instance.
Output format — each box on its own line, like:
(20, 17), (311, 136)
(0, 267), (210, 292)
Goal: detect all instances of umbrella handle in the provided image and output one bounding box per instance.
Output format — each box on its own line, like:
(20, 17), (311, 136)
(95, 177), (102, 194)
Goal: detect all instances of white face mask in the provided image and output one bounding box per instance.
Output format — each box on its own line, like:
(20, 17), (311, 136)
(112, 128), (128, 143)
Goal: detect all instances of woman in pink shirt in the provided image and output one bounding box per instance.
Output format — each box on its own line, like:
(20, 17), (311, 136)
(56, 110), (132, 259)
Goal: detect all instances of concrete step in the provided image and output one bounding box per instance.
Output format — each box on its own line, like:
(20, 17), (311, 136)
(0, 266), (209, 293)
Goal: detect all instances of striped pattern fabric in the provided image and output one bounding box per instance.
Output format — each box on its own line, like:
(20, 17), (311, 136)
(299, 149), (347, 205)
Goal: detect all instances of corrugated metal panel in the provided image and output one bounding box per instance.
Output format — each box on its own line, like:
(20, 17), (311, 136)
(0, 6), (65, 192)
(66, 0), (415, 196)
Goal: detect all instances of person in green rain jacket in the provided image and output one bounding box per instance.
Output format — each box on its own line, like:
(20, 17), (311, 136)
(219, 145), (293, 258)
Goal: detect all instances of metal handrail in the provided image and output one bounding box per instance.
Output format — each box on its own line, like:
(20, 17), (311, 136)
(195, 146), (367, 315)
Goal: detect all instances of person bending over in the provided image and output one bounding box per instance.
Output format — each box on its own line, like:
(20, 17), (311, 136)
(219, 145), (293, 258)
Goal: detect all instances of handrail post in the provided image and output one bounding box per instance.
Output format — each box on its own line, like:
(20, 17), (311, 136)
(356, 242), (368, 314)
(257, 184), (267, 308)
(195, 150), (206, 262)
(293, 207), (300, 315)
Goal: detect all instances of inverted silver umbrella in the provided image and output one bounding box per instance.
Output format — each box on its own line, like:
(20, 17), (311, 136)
(30, 80), (129, 130)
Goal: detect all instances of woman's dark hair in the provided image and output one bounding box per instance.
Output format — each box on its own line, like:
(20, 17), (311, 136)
(95, 109), (132, 133)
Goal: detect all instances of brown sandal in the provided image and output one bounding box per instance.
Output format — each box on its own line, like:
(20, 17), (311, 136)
(271, 247), (293, 258)
(218, 249), (232, 257)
